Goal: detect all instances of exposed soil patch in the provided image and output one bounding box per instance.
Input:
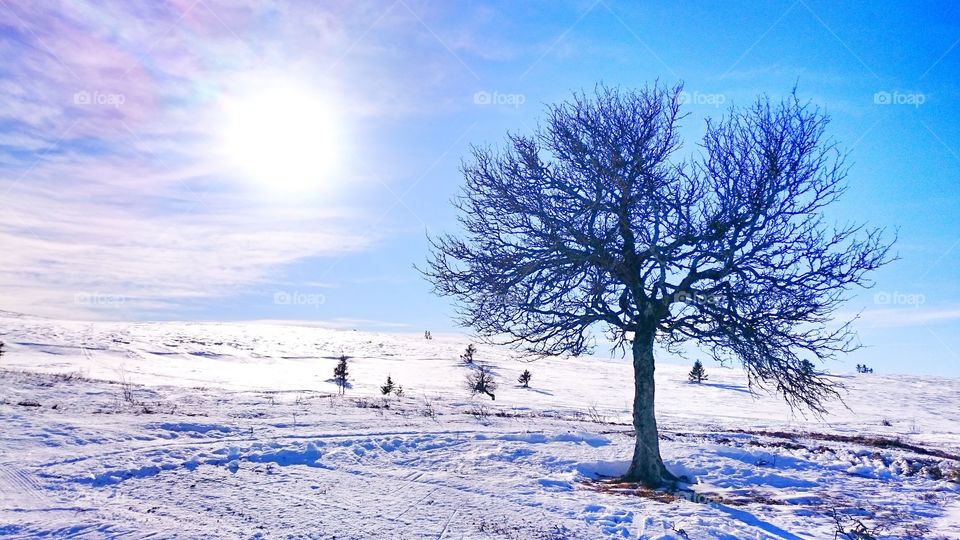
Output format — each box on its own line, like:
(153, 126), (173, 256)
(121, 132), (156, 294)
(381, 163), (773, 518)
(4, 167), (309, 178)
(729, 428), (960, 461)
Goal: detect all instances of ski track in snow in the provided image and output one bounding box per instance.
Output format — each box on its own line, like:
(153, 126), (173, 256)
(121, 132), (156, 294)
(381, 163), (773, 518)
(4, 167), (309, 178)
(0, 313), (959, 539)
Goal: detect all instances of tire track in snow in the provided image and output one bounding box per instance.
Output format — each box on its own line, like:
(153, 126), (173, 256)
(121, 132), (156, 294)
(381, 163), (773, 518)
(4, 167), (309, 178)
(393, 487), (439, 519)
(0, 462), (48, 507)
(437, 505), (459, 539)
(43, 432), (590, 537)
(34, 427), (528, 469)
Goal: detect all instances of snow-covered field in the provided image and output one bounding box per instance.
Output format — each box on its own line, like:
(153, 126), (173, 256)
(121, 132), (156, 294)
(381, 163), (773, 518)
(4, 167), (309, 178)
(1, 311), (958, 539)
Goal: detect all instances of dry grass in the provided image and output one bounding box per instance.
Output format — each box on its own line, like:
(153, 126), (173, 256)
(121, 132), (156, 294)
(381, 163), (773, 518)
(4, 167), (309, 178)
(579, 479), (680, 503)
(730, 428), (960, 461)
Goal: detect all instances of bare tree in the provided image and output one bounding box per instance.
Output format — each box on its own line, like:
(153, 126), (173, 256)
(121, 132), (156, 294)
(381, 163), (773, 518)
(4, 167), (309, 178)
(422, 83), (893, 486)
(466, 365), (497, 400)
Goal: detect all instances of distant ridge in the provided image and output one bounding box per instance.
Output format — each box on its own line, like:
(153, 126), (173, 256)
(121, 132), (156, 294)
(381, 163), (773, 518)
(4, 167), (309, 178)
(0, 310), (44, 319)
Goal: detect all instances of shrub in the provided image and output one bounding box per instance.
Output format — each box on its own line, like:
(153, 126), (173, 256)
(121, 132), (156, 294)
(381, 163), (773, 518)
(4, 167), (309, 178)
(333, 355), (349, 395)
(518, 369), (532, 388)
(420, 395), (437, 418)
(461, 344), (476, 364)
(466, 365), (497, 400)
(586, 403), (608, 424)
(380, 375), (395, 395)
(470, 402), (490, 422)
(688, 360), (708, 383)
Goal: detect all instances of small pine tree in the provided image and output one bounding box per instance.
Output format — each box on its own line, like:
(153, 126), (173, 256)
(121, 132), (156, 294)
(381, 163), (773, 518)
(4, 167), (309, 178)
(0, 341), (5, 358)
(333, 355), (349, 395)
(688, 360), (708, 383)
(856, 363), (874, 374)
(424, 330), (432, 340)
(518, 369), (532, 388)
(460, 344), (476, 364)
(380, 375), (395, 395)
(800, 359), (815, 376)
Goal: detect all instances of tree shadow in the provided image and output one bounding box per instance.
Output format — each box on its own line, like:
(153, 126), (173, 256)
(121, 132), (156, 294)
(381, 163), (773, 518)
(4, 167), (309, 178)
(712, 504), (805, 540)
(516, 385), (554, 396)
(700, 382), (753, 395)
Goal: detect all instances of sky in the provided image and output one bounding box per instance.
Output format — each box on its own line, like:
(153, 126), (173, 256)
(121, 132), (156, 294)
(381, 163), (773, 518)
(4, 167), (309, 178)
(1, 1), (958, 376)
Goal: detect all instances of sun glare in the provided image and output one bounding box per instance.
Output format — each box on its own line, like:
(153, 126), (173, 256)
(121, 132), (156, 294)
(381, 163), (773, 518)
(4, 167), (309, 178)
(221, 84), (339, 193)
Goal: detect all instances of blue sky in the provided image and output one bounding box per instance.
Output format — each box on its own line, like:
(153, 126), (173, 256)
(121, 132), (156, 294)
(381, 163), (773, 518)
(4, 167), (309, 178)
(1, 1), (958, 375)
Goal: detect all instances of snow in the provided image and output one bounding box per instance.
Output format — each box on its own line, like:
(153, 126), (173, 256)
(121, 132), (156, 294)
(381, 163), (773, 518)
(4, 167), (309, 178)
(0, 312), (958, 539)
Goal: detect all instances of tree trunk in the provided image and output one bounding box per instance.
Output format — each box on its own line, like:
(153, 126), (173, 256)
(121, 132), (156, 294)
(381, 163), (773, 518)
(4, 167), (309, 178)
(623, 325), (677, 486)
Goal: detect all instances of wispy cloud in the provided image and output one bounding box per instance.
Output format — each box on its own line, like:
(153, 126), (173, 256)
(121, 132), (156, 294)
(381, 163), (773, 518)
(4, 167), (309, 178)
(0, 0), (488, 318)
(852, 307), (960, 329)
(0, 177), (375, 318)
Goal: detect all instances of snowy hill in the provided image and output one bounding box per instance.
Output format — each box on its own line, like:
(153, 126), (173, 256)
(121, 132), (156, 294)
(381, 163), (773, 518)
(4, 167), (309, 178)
(1, 312), (958, 538)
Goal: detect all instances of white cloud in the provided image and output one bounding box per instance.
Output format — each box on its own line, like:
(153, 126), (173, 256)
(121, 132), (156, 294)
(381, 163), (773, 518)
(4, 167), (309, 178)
(0, 178), (375, 319)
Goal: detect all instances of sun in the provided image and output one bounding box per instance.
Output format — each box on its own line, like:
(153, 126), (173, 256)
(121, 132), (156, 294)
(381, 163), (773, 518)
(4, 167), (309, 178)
(220, 84), (339, 193)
